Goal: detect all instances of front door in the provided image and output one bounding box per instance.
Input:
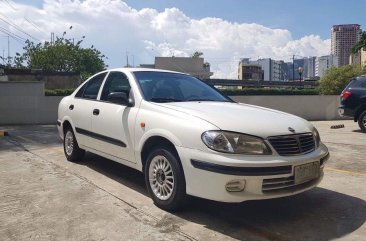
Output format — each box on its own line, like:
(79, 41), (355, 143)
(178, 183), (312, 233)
(91, 71), (137, 163)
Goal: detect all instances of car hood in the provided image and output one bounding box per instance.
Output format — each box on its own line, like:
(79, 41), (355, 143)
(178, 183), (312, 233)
(157, 101), (314, 138)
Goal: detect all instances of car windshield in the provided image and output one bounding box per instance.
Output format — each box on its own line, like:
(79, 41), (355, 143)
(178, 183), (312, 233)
(134, 71), (231, 103)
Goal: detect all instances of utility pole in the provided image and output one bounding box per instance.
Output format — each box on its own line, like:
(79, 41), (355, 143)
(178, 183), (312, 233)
(51, 32), (54, 45)
(126, 51), (129, 67)
(7, 35), (10, 65)
(292, 55), (295, 81)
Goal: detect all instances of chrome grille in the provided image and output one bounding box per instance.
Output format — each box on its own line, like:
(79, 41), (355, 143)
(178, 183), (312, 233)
(262, 175), (319, 194)
(268, 133), (315, 156)
(262, 176), (294, 192)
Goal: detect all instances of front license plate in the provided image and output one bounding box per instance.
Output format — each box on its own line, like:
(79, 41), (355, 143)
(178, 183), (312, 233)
(294, 161), (320, 184)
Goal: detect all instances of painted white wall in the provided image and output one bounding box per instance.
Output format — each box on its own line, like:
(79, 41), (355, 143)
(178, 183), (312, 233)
(231, 95), (346, 121)
(0, 82), (347, 125)
(0, 82), (63, 125)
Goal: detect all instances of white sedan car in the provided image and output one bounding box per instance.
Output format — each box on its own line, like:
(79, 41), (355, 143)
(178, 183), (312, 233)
(57, 68), (329, 211)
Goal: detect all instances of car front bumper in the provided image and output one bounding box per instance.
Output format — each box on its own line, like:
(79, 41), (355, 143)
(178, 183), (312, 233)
(177, 143), (329, 203)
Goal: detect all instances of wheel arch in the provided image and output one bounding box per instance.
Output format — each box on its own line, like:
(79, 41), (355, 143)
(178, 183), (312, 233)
(61, 117), (76, 137)
(140, 135), (181, 171)
(355, 104), (366, 121)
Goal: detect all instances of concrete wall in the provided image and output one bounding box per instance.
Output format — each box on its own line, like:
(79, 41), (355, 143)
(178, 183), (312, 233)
(2, 71), (81, 89)
(231, 95), (345, 121)
(0, 82), (63, 125)
(0, 82), (346, 125)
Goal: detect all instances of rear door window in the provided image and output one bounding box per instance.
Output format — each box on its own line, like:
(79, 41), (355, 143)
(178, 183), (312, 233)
(78, 72), (107, 99)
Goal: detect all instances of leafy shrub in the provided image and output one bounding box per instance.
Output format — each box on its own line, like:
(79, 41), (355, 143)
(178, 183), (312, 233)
(318, 65), (366, 95)
(45, 89), (75, 96)
(222, 88), (319, 96)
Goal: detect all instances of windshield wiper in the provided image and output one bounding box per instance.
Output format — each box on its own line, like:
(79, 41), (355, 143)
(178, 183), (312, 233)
(150, 98), (182, 103)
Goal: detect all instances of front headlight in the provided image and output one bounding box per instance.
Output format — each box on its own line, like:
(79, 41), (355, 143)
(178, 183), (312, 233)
(201, 131), (272, 155)
(313, 128), (321, 148)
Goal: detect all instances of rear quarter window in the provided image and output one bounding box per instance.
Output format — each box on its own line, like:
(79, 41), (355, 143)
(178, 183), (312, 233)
(345, 78), (366, 89)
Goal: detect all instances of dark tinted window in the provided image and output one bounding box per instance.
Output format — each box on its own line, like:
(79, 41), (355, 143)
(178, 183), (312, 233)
(75, 82), (87, 98)
(81, 73), (106, 99)
(355, 77), (366, 88)
(347, 77), (366, 88)
(101, 72), (131, 101)
(359, 80), (366, 88)
(134, 71), (230, 103)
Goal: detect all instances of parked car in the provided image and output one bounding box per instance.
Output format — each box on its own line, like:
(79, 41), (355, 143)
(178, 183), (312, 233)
(57, 68), (329, 211)
(339, 75), (366, 132)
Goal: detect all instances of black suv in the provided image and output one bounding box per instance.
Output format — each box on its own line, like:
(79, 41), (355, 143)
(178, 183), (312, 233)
(339, 75), (366, 132)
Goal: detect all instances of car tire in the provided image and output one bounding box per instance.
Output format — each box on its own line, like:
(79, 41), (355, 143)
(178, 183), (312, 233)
(145, 147), (187, 211)
(63, 127), (85, 162)
(358, 110), (366, 133)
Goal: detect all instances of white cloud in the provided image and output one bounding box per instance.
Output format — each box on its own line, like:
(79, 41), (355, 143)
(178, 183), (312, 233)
(0, 0), (331, 78)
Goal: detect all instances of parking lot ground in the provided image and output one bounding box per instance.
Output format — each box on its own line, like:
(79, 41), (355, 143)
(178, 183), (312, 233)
(0, 120), (365, 241)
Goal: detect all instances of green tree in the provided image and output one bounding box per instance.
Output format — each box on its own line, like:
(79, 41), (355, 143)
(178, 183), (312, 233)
(13, 30), (107, 79)
(318, 65), (366, 95)
(352, 30), (366, 54)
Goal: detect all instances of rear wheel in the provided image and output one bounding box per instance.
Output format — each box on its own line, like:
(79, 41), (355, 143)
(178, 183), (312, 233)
(145, 147), (187, 211)
(358, 110), (366, 133)
(64, 127), (85, 162)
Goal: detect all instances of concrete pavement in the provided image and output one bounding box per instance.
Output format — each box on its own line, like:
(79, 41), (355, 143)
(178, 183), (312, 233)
(0, 120), (365, 241)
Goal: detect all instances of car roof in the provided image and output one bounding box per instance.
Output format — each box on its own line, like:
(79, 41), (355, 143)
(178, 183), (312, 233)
(106, 67), (188, 75)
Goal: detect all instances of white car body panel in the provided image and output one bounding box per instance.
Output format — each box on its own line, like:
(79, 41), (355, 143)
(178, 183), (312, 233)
(58, 68), (329, 203)
(154, 102), (313, 139)
(90, 101), (137, 163)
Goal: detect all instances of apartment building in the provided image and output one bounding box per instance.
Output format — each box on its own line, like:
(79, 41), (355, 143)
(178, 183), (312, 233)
(331, 24), (361, 66)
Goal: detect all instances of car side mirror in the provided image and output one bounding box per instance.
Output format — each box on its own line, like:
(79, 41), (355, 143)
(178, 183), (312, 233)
(107, 92), (134, 107)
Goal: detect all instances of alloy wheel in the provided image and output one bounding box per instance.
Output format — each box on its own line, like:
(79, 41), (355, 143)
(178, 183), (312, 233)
(65, 131), (74, 156)
(148, 155), (175, 200)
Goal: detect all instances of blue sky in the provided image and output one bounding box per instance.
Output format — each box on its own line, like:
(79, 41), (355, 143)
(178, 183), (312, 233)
(125, 0), (365, 39)
(2, 0), (366, 77)
(16, 0), (366, 39)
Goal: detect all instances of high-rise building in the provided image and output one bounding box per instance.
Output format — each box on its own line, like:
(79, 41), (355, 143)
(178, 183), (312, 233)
(250, 58), (284, 81)
(331, 24), (361, 66)
(315, 55), (339, 78)
(303, 57), (316, 79)
(238, 59), (264, 80)
(287, 58), (305, 81)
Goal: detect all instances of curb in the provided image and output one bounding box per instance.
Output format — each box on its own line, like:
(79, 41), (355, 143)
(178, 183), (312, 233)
(330, 124), (345, 129)
(0, 131), (9, 137)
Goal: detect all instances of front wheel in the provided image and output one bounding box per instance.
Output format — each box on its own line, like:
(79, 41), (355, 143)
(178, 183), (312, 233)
(358, 110), (366, 133)
(64, 127), (85, 162)
(145, 147), (187, 211)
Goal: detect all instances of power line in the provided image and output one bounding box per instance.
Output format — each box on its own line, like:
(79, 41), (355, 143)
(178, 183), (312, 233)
(1, 0), (17, 10)
(0, 27), (27, 45)
(0, 13), (40, 41)
(24, 16), (48, 36)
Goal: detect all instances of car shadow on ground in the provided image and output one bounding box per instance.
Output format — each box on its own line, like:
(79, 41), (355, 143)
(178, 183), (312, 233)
(79, 152), (366, 241)
(352, 129), (364, 133)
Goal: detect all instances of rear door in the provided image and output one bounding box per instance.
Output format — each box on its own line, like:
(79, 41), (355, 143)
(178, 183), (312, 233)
(70, 72), (106, 148)
(90, 71), (137, 163)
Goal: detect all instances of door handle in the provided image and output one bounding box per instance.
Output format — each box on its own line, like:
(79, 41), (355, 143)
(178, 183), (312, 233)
(69, 104), (74, 110)
(93, 109), (100, 115)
